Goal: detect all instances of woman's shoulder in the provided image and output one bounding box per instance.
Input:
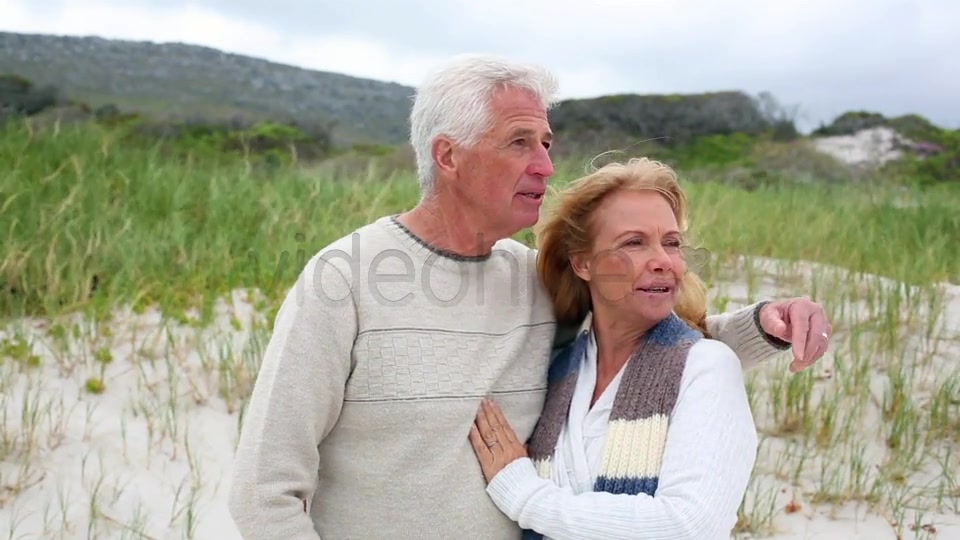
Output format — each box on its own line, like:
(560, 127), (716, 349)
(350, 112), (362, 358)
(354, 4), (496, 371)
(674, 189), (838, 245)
(689, 337), (738, 359)
(673, 339), (753, 426)
(682, 338), (745, 383)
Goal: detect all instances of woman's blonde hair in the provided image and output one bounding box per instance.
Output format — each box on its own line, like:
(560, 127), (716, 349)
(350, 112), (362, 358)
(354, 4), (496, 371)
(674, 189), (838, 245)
(534, 157), (709, 336)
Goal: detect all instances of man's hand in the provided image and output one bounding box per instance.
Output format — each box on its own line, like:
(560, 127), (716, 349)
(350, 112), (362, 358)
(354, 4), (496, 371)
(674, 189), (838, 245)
(759, 298), (832, 373)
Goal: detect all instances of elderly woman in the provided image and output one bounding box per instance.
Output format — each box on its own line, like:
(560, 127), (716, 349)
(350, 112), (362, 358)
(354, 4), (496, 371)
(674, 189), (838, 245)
(469, 157), (757, 539)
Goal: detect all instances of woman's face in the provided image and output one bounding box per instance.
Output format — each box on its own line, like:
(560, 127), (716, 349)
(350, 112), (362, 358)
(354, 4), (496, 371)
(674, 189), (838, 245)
(571, 189), (687, 326)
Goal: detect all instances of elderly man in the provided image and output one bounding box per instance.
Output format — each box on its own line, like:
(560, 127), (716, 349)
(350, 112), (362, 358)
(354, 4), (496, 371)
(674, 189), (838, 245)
(228, 54), (831, 539)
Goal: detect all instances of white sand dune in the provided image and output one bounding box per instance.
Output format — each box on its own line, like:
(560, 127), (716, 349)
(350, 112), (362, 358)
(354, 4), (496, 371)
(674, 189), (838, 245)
(717, 256), (960, 540)
(2, 258), (958, 539)
(811, 127), (911, 167)
(1, 290), (267, 539)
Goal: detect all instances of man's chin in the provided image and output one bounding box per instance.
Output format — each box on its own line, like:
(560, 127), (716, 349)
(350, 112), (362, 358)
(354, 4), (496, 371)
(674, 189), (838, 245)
(516, 208), (542, 226)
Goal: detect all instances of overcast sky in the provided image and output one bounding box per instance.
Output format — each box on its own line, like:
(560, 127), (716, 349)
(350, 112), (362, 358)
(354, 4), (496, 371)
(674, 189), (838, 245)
(2, 0), (958, 132)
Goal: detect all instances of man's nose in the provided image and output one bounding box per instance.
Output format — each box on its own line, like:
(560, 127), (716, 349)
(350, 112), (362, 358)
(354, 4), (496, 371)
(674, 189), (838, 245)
(528, 144), (554, 178)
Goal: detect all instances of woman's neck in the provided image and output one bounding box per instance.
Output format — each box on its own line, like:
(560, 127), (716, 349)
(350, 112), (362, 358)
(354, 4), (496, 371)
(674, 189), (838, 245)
(590, 304), (655, 378)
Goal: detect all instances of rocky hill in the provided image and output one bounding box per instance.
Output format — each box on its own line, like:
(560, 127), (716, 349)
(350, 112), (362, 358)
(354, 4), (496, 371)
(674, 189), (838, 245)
(0, 31), (415, 146)
(2, 30), (954, 184)
(1, 32), (806, 151)
(547, 91), (798, 157)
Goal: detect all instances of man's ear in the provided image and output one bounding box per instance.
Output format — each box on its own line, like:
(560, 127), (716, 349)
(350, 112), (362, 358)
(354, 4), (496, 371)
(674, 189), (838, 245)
(570, 253), (591, 282)
(432, 136), (456, 175)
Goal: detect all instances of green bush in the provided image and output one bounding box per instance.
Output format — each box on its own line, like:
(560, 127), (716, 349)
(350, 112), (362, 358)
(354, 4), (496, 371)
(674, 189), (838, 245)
(0, 73), (61, 119)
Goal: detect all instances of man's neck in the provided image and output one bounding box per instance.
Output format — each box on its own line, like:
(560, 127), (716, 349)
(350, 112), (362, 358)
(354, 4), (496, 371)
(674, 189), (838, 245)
(395, 195), (501, 258)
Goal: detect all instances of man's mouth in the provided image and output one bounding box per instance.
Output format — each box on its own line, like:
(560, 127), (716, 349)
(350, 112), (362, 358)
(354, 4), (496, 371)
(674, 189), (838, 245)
(519, 192), (543, 200)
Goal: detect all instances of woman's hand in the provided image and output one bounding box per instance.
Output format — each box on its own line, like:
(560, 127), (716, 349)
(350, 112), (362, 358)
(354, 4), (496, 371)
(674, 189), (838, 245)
(469, 398), (528, 484)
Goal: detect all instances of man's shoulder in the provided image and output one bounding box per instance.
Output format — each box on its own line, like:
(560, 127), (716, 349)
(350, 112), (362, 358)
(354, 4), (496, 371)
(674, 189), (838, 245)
(492, 237), (535, 253)
(488, 237), (537, 264)
(317, 216), (393, 252)
(307, 216), (397, 263)
(298, 217), (394, 285)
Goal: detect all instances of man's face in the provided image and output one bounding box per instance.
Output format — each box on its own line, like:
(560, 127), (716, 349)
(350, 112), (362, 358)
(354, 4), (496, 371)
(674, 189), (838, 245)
(442, 86), (555, 241)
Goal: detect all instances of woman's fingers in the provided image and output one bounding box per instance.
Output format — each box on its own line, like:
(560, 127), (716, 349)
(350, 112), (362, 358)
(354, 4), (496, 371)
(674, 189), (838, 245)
(468, 424), (488, 457)
(488, 399), (522, 447)
(469, 398), (530, 483)
(469, 424), (497, 484)
(474, 401), (497, 446)
(480, 399), (500, 433)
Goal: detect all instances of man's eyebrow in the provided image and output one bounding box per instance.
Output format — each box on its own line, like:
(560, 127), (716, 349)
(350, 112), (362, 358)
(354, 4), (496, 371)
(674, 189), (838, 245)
(508, 128), (552, 141)
(508, 128), (534, 138)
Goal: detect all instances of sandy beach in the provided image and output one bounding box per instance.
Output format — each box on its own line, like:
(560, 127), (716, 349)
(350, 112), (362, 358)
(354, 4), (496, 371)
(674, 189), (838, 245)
(2, 255), (958, 539)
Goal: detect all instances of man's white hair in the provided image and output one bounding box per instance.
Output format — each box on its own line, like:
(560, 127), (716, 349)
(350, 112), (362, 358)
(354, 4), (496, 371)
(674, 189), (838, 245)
(409, 54), (561, 194)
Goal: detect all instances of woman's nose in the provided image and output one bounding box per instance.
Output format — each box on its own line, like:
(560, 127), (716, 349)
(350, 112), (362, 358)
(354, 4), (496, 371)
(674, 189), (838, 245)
(647, 245), (673, 272)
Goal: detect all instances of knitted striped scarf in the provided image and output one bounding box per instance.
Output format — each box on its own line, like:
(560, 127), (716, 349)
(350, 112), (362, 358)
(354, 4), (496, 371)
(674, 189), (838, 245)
(522, 311), (702, 540)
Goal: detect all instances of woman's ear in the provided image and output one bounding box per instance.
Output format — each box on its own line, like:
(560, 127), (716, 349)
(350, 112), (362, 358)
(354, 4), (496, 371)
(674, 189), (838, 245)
(570, 254), (591, 282)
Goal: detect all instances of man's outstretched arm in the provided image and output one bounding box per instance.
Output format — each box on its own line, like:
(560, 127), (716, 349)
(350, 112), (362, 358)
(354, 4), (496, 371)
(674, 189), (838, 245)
(705, 301), (789, 371)
(706, 298), (831, 372)
(229, 254), (358, 540)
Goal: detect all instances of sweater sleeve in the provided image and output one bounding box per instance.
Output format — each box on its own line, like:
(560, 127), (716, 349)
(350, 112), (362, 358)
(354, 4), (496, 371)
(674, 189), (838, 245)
(485, 339), (759, 540)
(705, 300), (790, 371)
(228, 253), (358, 540)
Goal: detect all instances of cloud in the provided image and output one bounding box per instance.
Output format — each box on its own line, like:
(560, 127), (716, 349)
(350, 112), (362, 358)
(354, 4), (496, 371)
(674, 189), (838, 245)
(1, 0), (958, 130)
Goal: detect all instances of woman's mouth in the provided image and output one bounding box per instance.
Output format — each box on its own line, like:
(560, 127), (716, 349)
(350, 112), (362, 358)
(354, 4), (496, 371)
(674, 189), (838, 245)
(637, 286), (672, 294)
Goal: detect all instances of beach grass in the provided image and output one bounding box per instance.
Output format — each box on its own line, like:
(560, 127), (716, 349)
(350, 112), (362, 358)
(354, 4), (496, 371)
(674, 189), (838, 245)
(2, 120), (959, 539)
